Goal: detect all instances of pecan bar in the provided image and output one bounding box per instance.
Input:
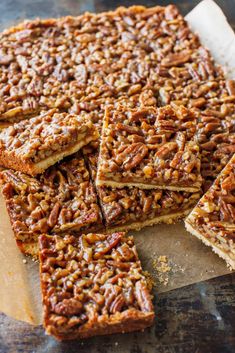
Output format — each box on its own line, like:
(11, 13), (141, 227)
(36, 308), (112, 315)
(0, 109), (98, 176)
(185, 154), (235, 269)
(0, 5), (221, 127)
(156, 78), (235, 190)
(96, 104), (202, 192)
(0, 153), (103, 256)
(39, 232), (154, 340)
(86, 151), (200, 231)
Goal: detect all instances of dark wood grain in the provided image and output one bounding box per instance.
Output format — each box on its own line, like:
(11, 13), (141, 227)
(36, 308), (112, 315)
(0, 1), (235, 352)
(0, 274), (235, 353)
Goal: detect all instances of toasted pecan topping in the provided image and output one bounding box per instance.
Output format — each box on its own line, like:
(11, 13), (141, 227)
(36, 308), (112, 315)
(86, 151), (200, 228)
(39, 232), (154, 339)
(97, 104), (201, 191)
(186, 154), (235, 265)
(0, 110), (97, 164)
(0, 153), (103, 244)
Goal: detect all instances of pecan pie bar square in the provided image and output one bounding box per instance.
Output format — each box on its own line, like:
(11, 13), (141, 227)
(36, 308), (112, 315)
(39, 232), (155, 340)
(85, 151), (200, 232)
(0, 153), (103, 256)
(0, 109), (98, 176)
(157, 78), (235, 191)
(96, 104), (202, 192)
(185, 154), (235, 269)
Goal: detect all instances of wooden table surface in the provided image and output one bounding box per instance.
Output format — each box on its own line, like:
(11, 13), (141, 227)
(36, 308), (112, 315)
(0, 1), (235, 352)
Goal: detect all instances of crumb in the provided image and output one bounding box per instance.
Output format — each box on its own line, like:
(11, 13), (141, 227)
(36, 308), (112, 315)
(115, 342), (118, 346)
(142, 270), (156, 289)
(171, 263), (185, 274)
(22, 259), (27, 264)
(152, 255), (172, 286)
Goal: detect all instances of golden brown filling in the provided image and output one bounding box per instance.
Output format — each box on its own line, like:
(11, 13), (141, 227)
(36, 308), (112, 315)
(39, 232), (154, 338)
(86, 152), (200, 228)
(186, 154), (235, 249)
(0, 110), (97, 163)
(0, 153), (103, 241)
(97, 104), (201, 191)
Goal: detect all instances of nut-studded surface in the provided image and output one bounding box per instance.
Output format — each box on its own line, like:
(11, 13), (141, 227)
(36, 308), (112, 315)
(96, 104), (201, 192)
(0, 153), (103, 255)
(0, 109), (98, 175)
(0, 4), (234, 247)
(0, 5), (222, 127)
(0, 3), (233, 191)
(39, 232), (154, 340)
(185, 154), (235, 269)
(156, 78), (235, 190)
(86, 151), (200, 231)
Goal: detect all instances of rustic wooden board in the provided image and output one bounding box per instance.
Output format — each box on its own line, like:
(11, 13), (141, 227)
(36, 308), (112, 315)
(0, 1), (235, 352)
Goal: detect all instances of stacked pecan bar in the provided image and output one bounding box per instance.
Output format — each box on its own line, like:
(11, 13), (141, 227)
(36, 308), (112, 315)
(39, 232), (154, 339)
(0, 109), (98, 175)
(0, 153), (103, 256)
(185, 154), (235, 270)
(86, 150), (200, 232)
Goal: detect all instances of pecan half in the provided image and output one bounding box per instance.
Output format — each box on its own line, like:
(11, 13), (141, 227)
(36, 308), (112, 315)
(53, 298), (83, 316)
(115, 143), (148, 170)
(135, 281), (153, 312)
(162, 51), (191, 67)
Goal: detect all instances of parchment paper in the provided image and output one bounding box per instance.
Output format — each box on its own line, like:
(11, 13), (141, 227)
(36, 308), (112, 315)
(0, 0), (234, 325)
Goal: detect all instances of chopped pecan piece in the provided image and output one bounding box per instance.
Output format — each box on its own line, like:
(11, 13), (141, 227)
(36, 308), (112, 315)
(161, 51), (191, 67)
(53, 299), (83, 316)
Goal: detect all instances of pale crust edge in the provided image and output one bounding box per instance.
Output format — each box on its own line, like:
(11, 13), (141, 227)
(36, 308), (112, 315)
(107, 208), (192, 233)
(185, 220), (235, 270)
(96, 179), (200, 193)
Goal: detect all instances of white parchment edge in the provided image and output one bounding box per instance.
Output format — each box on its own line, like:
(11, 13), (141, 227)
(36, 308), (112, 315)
(186, 0), (235, 78)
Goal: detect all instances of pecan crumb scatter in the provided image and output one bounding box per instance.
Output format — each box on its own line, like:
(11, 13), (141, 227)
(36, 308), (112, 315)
(152, 255), (172, 286)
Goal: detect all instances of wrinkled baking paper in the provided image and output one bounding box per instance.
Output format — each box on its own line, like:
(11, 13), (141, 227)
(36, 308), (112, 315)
(0, 0), (234, 325)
